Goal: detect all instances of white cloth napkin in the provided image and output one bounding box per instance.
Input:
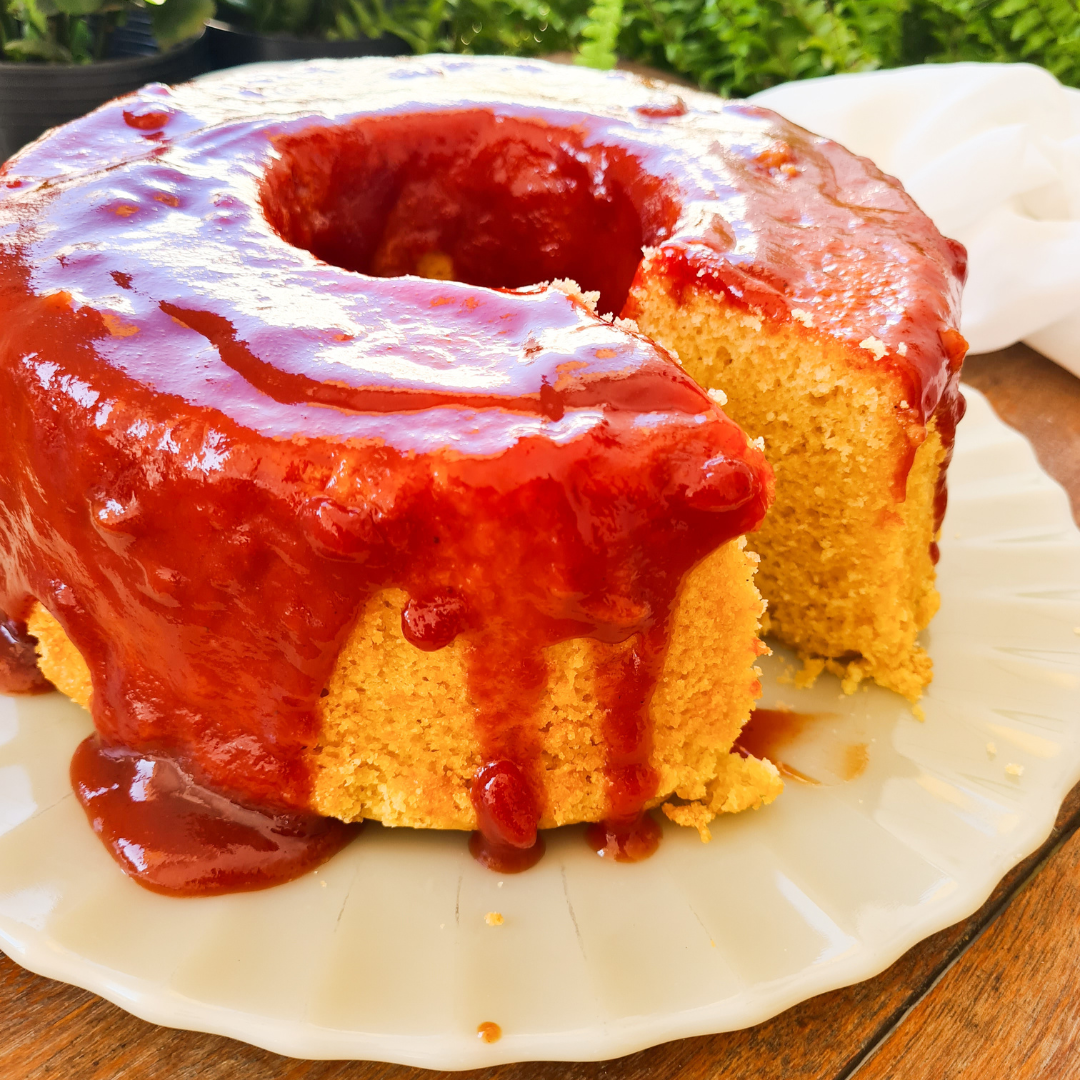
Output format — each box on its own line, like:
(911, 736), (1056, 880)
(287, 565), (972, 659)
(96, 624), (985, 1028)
(751, 63), (1080, 375)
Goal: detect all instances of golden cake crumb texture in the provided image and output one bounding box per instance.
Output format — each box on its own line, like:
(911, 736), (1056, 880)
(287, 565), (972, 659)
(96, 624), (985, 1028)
(630, 280), (943, 702)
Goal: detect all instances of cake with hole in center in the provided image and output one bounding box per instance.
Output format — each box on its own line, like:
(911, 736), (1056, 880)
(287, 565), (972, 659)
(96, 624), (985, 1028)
(0, 56), (964, 894)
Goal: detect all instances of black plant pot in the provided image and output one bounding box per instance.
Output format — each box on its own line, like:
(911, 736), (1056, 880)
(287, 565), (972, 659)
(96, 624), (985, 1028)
(0, 27), (207, 161)
(204, 18), (406, 70)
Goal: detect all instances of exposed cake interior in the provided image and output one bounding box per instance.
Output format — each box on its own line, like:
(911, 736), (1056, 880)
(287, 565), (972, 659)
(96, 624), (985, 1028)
(628, 280), (956, 700)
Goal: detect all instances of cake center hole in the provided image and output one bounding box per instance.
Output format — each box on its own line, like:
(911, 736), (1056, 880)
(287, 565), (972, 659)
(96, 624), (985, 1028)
(261, 112), (675, 316)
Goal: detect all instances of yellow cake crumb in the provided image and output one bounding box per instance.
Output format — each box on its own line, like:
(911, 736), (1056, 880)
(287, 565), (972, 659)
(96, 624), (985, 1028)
(26, 608), (93, 706)
(630, 282), (943, 702)
(834, 659), (866, 696)
(1005, 763), (1024, 778)
(794, 657), (826, 690)
(485, 912), (504, 926)
(415, 251), (455, 280)
(550, 278), (600, 313)
(858, 336), (887, 360)
(987, 742), (998, 758)
(662, 801), (714, 841)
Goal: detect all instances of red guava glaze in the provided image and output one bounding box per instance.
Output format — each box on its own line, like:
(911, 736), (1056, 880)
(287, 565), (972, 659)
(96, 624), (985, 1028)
(122, 108), (173, 132)
(0, 59), (782, 890)
(585, 812), (663, 862)
(71, 736), (360, 896)
(0, 612), (52, 695)
(0, 56), (963, 885)
(471, 760), (541, 850)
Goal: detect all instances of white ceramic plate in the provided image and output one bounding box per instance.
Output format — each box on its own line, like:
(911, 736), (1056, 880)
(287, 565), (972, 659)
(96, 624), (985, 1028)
(1, 386), (1079, 1068)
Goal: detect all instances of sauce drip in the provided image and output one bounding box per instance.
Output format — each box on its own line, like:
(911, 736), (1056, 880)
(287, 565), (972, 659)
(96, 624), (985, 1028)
(477, 1022), (502, 1044)
(735, 708), (869, 785)
(584, 627), (665, 862)
(0, 613), (52, 695)
(401, 589), (469, 652)
(469, 759), (545, 872)
(585, 811), (663, 862)
(468, 830), (546, 874)
(71, 736), (359, 897)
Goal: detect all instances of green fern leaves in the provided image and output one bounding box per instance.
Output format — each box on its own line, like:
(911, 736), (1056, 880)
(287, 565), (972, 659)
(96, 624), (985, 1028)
(577, 0), (623, 68)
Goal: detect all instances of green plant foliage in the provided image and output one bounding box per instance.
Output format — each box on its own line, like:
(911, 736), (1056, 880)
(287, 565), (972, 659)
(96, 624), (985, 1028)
(6, 0), (1079, 84)
(431, 0), (589, 53)
(909, 0), (1080, 87)
(577, 0), (622, 68)
(621, 0), (1080, 93)
(1, 0), (207, 60)
(217, 0), (339, 35)
(2, 0), (106, 62)
(224, 0), (589, 53)
(619, 0), (890, 95)
(147, 0), (213, 46)
(321, 0), (1080, 97)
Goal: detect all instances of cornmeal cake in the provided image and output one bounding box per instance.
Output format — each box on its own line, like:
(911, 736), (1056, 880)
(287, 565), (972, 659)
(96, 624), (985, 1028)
(0, 57), (964, 892)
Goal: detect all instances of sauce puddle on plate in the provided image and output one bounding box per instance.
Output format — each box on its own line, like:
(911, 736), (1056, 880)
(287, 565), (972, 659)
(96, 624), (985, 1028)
(70, 736), (360, 896)
(735, 708), (869, 786)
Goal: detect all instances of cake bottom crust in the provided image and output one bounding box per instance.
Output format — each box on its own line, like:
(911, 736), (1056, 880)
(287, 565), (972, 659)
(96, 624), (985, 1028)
(29, 538), (782, 838)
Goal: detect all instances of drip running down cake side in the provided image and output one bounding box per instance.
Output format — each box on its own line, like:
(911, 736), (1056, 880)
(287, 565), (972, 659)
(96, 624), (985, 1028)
(0, 56), (966, 894)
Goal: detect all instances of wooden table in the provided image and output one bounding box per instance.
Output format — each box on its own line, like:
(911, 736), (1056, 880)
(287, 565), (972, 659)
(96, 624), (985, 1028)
(2, 342), (1079, 1080)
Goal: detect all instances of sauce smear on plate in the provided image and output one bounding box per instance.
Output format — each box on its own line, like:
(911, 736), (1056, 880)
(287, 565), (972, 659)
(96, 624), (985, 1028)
(736, 708), (869, 785)
(71, 736), (360, 896)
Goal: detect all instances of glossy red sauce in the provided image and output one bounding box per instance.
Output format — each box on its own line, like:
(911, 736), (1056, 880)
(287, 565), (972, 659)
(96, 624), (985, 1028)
(477, 1021), (502, 1044)
(585, 811), (663, 862)
(468, 759), (544, 871)
(735, 709), (823, 784)
(468, 829), (546, 874)
(71, 736), (359, 896)
(929, 331), (969, 559)
(0, 57), (962, 888)
(0, 611), (52, 695)
(262, 110), (665, 319)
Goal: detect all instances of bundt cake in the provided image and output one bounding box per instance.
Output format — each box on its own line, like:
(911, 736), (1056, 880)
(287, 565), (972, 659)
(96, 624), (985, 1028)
(0, 56), (965, 893)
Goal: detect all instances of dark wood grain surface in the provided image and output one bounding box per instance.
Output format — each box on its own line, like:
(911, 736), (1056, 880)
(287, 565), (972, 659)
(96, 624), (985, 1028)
(1, 342), (1078, 1080)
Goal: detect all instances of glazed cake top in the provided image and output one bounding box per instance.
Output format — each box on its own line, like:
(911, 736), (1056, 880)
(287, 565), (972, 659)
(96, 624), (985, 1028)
(1, 55), (967, 431)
